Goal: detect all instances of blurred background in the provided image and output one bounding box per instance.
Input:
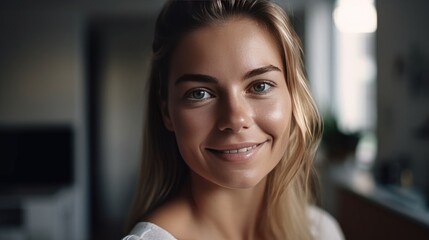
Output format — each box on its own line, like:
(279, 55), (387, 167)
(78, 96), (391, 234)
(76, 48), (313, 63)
(0, 0), (428, 239)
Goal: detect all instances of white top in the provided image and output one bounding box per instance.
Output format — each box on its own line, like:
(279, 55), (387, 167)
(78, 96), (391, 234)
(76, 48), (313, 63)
(123, 206), (345, 240)
(307, 206), (345, 240)
(122, 222), (176, 240)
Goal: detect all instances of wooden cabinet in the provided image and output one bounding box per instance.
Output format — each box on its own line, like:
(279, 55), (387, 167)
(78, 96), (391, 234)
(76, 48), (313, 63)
(338, 188), (429, 240)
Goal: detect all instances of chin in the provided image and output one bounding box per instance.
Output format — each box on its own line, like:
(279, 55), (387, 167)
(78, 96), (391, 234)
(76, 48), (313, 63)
(215, 174), (267, 190)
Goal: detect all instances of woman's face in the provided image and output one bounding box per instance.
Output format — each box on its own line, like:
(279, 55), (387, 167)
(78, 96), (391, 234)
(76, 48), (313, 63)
(162, 17), (292, 189)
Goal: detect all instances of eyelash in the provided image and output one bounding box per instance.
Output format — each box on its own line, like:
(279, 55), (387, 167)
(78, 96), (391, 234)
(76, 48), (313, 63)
(185, 88), (214, 101)
(184, 80), (276, 101)
(247, 80), (276, 95)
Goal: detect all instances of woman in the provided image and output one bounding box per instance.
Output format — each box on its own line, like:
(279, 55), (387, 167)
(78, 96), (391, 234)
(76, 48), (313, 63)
(123, 0), (344, 239)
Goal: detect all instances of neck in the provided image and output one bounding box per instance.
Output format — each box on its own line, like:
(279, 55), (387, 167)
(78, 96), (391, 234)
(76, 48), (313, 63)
(186, 173), (266, 240)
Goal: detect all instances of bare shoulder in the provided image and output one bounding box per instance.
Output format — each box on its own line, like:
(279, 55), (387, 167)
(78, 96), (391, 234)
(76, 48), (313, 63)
(145, 196), (196, 239)
(307, 205), (345, 240)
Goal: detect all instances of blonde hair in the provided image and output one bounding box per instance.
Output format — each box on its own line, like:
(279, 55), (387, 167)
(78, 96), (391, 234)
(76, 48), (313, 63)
(127, 0), (322, 239)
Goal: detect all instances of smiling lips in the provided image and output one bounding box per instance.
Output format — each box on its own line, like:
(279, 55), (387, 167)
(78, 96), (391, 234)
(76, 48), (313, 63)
(207, 142), (265, 162)
(217, 144), (259, 154)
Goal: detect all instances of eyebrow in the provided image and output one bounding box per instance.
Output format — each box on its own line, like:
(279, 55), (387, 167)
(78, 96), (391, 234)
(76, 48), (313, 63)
(243, 65), (282, 79)
(174, 74), (218, 85)
(174, 64), (282, 85)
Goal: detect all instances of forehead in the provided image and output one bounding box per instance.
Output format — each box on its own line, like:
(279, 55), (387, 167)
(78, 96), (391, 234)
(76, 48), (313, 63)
(169, 17), (284, 81)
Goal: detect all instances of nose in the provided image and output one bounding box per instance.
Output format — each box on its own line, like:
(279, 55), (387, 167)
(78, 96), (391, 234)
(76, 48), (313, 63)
(217, 93), (254, 133)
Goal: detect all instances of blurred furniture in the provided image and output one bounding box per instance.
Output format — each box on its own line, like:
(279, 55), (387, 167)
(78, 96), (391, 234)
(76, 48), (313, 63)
(0, 188), (75, 240)
(331, 162), (429, 240)
(0, 126), (78, 239)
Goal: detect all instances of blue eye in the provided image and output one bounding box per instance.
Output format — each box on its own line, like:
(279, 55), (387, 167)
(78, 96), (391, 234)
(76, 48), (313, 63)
(187, 89), (212, 100)
(251, 82), (272, 93)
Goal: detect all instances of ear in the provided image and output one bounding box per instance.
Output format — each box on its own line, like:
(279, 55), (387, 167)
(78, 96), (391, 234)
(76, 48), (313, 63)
(160, 98), (174, 132)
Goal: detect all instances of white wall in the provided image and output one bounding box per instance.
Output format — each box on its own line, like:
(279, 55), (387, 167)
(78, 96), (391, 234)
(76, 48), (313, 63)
(305, 0), (334, 114)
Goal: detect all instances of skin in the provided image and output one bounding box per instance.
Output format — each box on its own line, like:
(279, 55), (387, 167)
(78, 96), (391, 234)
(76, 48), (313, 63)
(151, 16), (292, 240)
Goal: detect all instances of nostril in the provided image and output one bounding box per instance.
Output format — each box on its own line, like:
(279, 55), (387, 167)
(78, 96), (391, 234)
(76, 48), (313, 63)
(216, 94), (254, 133)
(217, 113), (254, 133)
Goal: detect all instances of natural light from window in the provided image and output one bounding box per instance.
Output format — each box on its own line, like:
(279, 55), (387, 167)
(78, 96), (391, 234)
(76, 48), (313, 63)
(333, 0), (377, 166)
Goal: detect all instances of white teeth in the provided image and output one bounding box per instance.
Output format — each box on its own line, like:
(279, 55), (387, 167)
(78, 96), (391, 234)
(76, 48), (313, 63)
(221, 144), (257, 154)
(238, 148), (247, 153)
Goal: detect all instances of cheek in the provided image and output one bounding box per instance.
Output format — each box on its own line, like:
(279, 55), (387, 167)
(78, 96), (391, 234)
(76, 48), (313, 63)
(170, 106), (214, 146)
(169, 107), (215, 174)
(255, 97), (292, 141)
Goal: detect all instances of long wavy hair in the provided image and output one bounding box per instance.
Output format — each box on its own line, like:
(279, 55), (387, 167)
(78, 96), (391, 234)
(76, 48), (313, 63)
(127, 0), (322, 239)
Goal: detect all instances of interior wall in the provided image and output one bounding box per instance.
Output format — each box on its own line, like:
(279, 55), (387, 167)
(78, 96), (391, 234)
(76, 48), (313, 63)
(305, 0), (333, 114)
(377, 0), (429, 189)
(91, 20), (154, 239)
(0, 6), (88, 240)
(0, 2), (161, 240)
(0, 9), (80, 124)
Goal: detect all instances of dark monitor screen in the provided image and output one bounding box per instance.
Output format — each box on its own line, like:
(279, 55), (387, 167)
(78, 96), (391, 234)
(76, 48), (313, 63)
(0, 126), (74, 190)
